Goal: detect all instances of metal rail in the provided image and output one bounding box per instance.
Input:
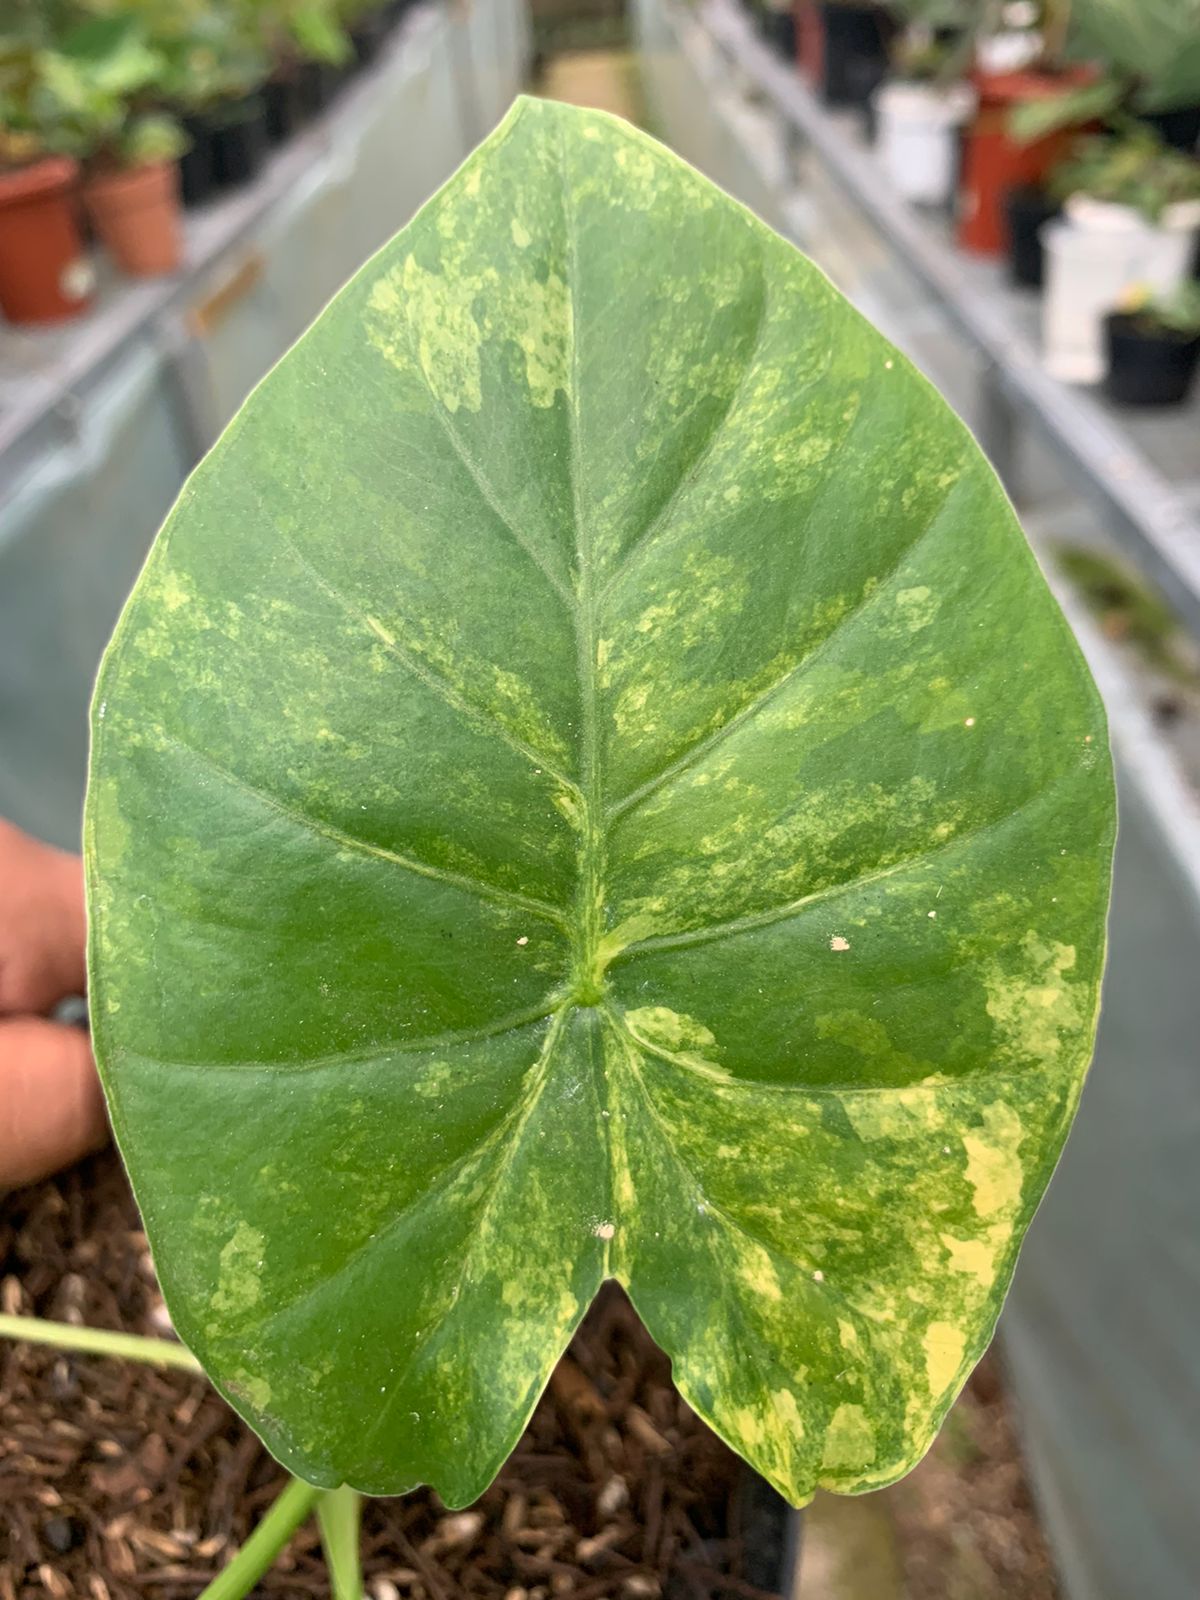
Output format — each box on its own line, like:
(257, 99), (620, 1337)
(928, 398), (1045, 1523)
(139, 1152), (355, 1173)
(700, 0), (1200, 640)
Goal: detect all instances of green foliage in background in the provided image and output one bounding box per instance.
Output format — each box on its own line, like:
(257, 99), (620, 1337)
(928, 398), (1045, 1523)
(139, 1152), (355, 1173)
(1069, 0), (1200, 113)
(1050, 127), (1200, 222)
(0, 0), (394, 163)
(86, 99), (1114, 1509)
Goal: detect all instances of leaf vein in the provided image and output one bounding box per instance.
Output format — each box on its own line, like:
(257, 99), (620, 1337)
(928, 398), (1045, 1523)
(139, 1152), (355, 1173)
(158, 735), (565, 927)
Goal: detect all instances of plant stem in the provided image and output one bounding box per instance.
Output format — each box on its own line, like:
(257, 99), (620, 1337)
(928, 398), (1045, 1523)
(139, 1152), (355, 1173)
(0, 1312), (203, 1372)
(197, 1476), (323, 1600)
(318, 1484), (365, 1600)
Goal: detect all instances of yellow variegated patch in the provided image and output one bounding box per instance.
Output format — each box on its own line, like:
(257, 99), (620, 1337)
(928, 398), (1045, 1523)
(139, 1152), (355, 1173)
(86, 99), (1114, 1506)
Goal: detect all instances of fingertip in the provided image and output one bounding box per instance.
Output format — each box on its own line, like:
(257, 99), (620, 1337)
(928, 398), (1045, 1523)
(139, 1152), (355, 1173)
(0, 1018), (109, 1192)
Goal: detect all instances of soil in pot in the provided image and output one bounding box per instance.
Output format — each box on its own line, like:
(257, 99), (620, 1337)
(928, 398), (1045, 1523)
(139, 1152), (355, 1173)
(959, 68), (1093, 256)
(1004, 184), (1060, 287)
(0, 157), (94, 325)
(83, 161), (183, 278)
(817, 3), (895, 110)
(0, 1152), (791, 1598)
(208, 94), (270, 189)
(1104, 311), (1200, 405)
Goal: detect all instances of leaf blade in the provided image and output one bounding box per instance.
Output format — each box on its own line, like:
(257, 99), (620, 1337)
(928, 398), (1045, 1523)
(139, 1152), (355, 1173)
(87, 97), (1114, 1507)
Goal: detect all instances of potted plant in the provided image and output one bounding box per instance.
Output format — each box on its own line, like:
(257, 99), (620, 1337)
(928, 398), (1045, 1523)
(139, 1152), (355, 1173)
(150, 7), (272, 205)
(0, 27), (97, 325)
(874, 7), (977, 208)
(809, 1), (898, 110)
(959, 0), (1098, 256)
(82, 112), (187, 278)
(259, 0), (353, 143)
(1104, 281), (1200, 405)
(1040, 127), (1200, 381)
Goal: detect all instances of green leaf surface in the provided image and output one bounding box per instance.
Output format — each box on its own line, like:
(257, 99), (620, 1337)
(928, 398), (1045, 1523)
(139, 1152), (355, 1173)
(86, 97), (1115, 1508)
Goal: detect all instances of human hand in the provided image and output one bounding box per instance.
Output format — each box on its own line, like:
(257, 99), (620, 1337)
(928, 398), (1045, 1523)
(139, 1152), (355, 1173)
(0, 818), (108, 1190)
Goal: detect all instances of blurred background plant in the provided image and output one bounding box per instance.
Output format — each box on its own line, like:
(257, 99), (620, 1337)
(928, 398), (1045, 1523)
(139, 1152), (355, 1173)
(0, 0), (393, 171)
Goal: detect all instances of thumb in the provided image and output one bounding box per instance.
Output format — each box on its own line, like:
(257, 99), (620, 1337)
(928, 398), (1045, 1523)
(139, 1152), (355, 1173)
(0, 1017), (108, 1192)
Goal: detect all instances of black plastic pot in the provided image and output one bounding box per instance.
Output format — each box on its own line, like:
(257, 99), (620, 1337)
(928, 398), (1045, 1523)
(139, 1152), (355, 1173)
(297, 59), (340, 118)
(264, 71), (306, 144)
(818, 2), (894, 109)
(1139, 104), (1200, 155)
(178, 118), (218, 208)
(1004, 185), (1060, 289)
(1104, 312), (1200, 407)
(760, 9), (797, 61)
(208, 94), (270, 189)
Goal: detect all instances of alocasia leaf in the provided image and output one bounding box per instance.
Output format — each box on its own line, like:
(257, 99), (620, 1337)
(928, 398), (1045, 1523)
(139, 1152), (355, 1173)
(85, 96), (1114, 1507)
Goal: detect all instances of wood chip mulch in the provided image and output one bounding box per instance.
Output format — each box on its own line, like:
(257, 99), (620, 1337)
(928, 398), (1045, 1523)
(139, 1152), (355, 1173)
(0, 1152), (787, 1600)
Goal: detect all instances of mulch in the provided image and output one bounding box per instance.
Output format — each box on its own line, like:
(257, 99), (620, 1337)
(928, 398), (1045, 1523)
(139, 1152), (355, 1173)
(0, 1152), (785, 1600)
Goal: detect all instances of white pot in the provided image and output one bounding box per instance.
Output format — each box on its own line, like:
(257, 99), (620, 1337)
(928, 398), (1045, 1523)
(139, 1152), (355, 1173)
(1041, 208), (1200, 385)
(874, 81), (976, 208)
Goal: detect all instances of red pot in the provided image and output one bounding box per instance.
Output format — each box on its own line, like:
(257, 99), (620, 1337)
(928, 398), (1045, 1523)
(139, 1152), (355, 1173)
(0, 156), (93, 325)
(958, 68), (1094, 256)
(84, 160), (183, 278)
(796, 1), (825, 86)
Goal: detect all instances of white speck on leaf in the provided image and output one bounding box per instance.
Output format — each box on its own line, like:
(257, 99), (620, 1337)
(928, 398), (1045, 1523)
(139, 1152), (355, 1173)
(594, 1221), (616, 1240)
(965, 717), (976, 727)
(516, 935), (529, 946)
(830, 935), (850, 952)
(813, 1270), (825, 1283)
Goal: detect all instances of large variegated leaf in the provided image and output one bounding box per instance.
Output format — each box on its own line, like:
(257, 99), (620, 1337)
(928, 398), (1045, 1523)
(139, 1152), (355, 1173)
(85, 97), (1114, 1507)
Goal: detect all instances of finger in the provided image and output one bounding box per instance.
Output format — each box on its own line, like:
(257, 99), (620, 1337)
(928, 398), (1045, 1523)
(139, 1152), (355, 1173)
(0, 1017), (108, 1192)
(0, 819), (87, 1015)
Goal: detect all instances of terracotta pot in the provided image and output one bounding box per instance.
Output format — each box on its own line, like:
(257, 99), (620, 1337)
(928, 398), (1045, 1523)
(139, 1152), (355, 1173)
(84, 160), (183, 278)
(0, 156), (93, 325)
(958, 68), (1093, 257)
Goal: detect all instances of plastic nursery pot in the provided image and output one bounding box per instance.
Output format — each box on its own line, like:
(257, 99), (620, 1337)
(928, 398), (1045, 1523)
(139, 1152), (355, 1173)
(958, 67), (1093, 256)
(1064, 194), (1200, 288)
(816, 2), (894, 110)
(1004, 184), (1060, 288)
(264, 70), (307, 144)
(1038, 209), (1200, 385)
(297, 59), (339, 118)
(179, 117), (217, 208)
(208, 94), (270, 189)
(83, 161), (183, 279)
(0, 156), (94, 325)
(1104, 311), (1200, 406)
(874, 81), (976, 208)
